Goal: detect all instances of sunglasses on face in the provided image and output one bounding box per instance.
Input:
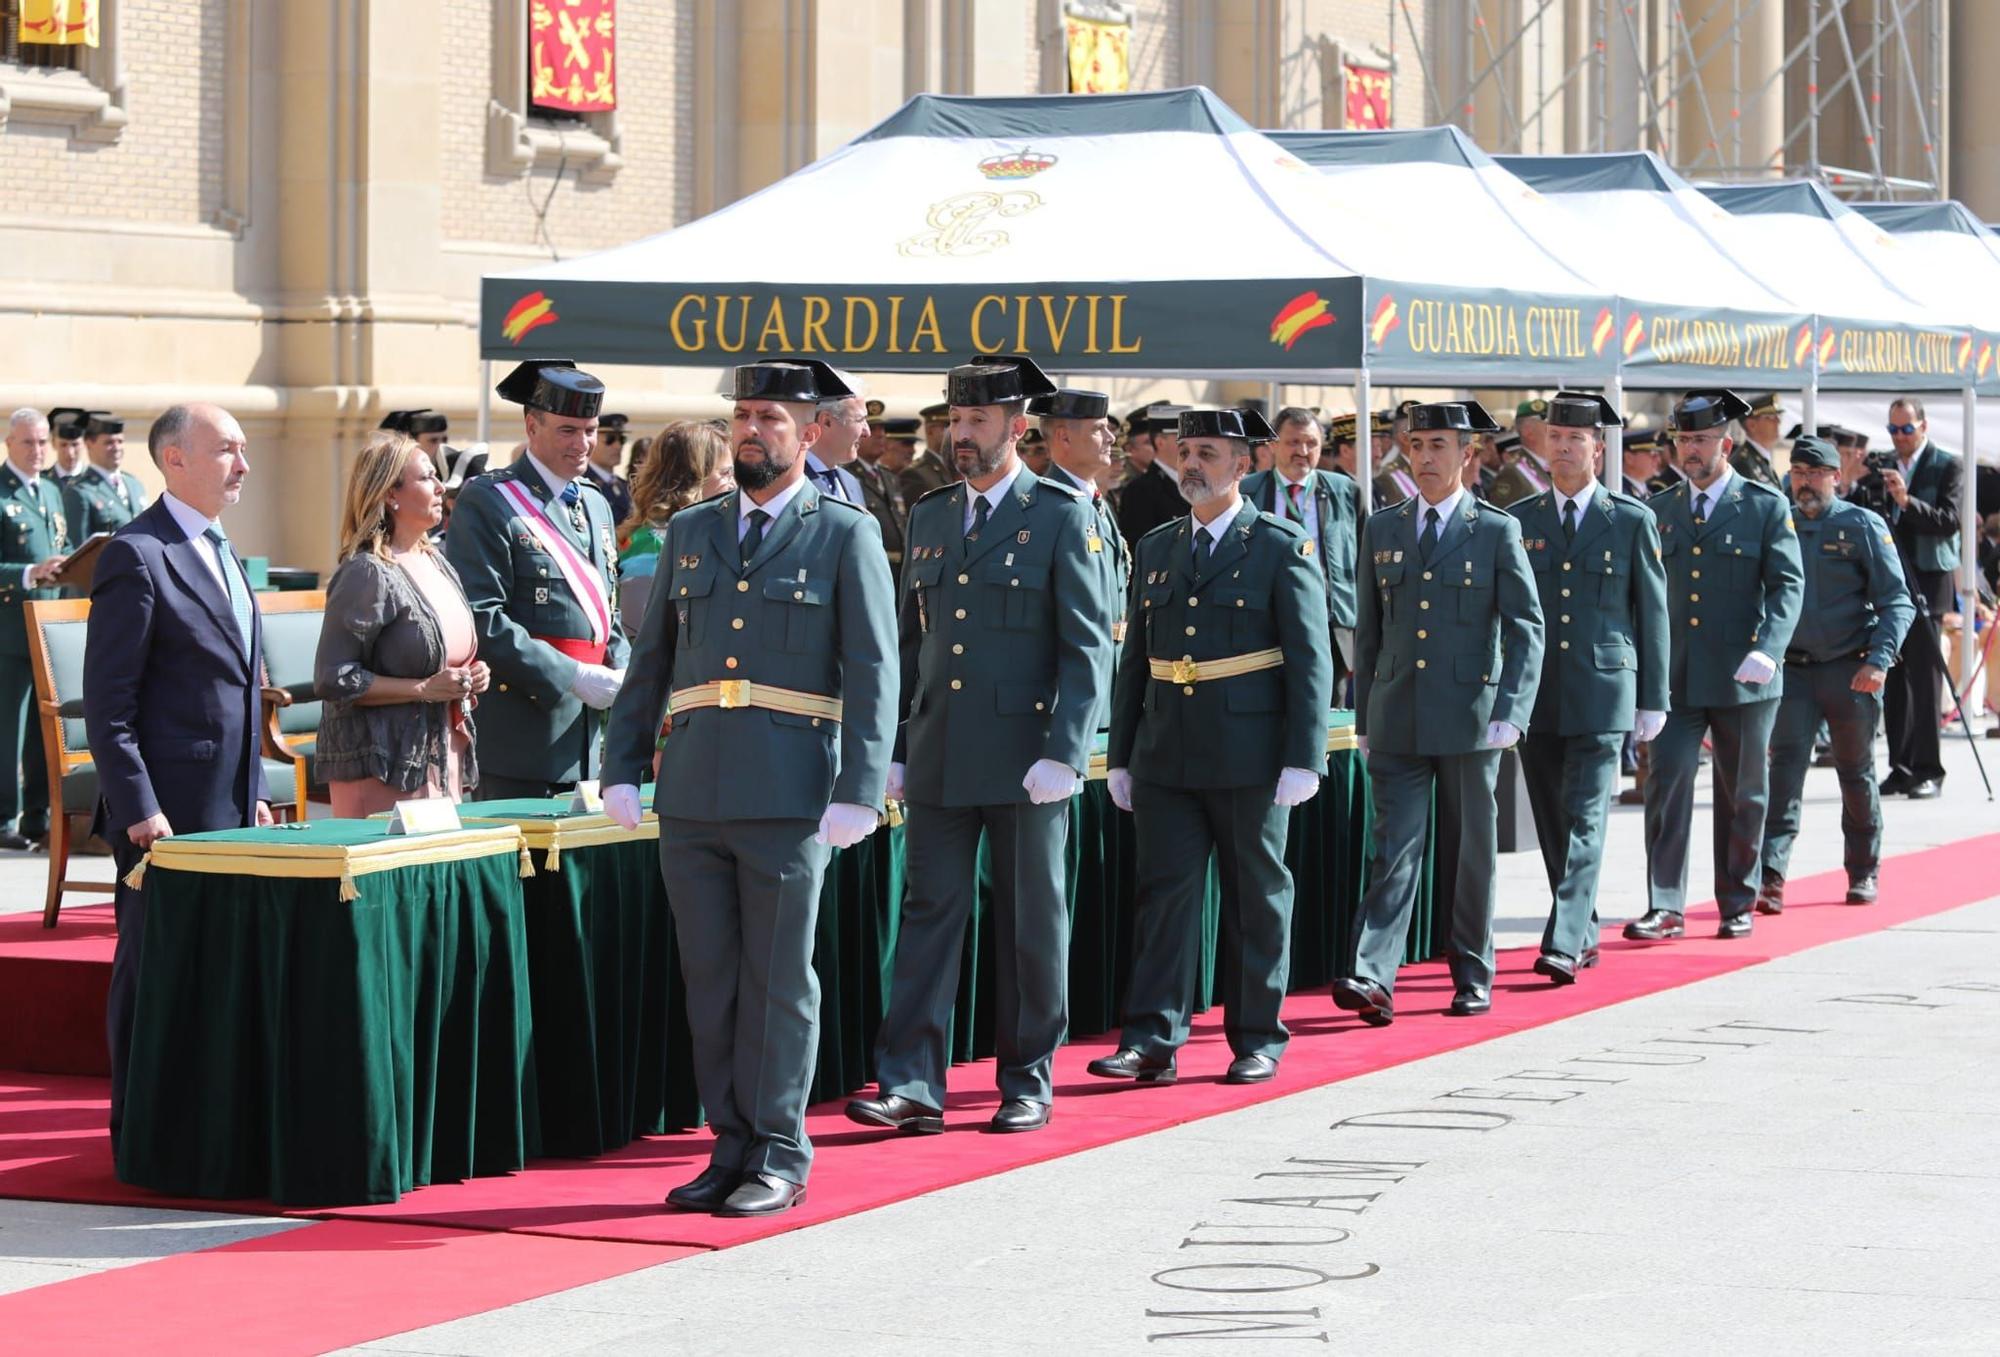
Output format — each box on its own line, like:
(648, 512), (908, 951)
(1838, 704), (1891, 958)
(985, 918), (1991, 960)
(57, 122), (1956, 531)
(1886, 422), (1920, 436)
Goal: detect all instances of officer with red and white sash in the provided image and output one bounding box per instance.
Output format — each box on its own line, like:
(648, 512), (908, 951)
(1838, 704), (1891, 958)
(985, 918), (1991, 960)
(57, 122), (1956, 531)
(446, 359), (630, 799)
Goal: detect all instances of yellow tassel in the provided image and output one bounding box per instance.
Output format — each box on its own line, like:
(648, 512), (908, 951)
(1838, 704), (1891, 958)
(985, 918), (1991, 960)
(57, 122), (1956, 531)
(519, 844), (535, 878)
(545, 842), (561, 871)
(121, 852), (150, 890)
(338, 872), (360, 903)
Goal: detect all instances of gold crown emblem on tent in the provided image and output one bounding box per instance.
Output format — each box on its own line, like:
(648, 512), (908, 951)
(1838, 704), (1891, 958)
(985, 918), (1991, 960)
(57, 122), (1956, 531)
(979, 147), (1057, 180)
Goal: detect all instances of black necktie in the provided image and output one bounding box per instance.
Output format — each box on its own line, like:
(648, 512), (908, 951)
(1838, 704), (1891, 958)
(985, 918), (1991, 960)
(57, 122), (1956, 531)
(741, 508), (769, 567)
(1420, 507), (1441, 562)
(967, 495), (990, 541)
(1694, 492), (1709, 526)
(819, 468), (845, 500)
(1562, 498), (1578, 542)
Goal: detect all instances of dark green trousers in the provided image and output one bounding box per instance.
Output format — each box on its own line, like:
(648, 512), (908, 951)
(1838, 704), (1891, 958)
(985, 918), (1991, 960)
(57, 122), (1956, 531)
(1520, 731), (1623, 961)
(0, 656), (49, 834)
(1644, 700), (1779, 920)
(1120, 778), (1293, 1062)
(658, 816), (828, 1187)
(1763, 659), (1883, 882)
(1352, 749), (1500, 996)
(877, 799), (1069, 1109)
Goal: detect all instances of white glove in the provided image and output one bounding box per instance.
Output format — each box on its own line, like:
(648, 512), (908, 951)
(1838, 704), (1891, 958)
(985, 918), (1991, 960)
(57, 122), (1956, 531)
(1484, 720), (1523, 750)
(1635, 709), (1667, 743)
(884, 762), (906, 802)
(815, 801), (878, 850)
(1022, 758), (1079, 805)
(568, 663), (625, 710)
(1274, 767), (1320, 808)
(603, 783), (644, 831)
(1355, 733), (1368, 759)
(1106, 768), (1135, 813)
(1733, 651), (1778, 686)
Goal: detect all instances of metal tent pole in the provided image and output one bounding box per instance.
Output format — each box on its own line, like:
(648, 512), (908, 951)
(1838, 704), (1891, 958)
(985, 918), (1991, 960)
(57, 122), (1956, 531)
(1961, 384), (1979, 688)
(1355, 370), (1374, 497)
(477, 360), (492, 446)
(1606, 371), (1625, 465)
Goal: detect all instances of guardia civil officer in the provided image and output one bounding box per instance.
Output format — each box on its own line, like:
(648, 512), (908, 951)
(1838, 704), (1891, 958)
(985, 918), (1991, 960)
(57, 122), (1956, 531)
(445, 360), (630, 799)
(1088, 409), (1332, 1086)
(1627, 391), (1803, 942)
(601, 358), (897, 1218)
(1757, 435), (1913, 911)
(1334, 401), (1543, 1023)
(1507, 394), (1669, 983)
(0, 408), (69, 850)
(1484, 398), (1554, 510)
(897, 403), (954, 504)
(845, 355), (1113, 1137)
(1240, 406), (1362, 686)
(1032, 386), (1131, 642)
(63, 412), (148, 538)
(44, 408), (88, 489)
(1732, 393), (1786, 488)
(1117, 405), (1190, 548)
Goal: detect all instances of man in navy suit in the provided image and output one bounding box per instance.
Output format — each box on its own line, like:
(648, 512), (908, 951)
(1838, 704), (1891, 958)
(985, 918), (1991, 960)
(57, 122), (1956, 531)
(84, 402), (271, 1150)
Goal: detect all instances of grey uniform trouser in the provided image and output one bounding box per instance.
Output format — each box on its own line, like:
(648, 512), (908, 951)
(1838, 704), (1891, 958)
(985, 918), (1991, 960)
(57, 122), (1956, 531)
(1520, 731), (1623, 961)
(659, 817), (829, 1187)
(875, 799), (1070, 1110)
(1643, 700), (1780, 920)
(1763, 659), (1883, 882)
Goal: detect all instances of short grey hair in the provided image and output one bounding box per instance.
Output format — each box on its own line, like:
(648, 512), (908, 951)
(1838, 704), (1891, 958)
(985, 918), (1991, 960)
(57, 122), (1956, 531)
(7, 408), (46, 435)
(149, 404), (197, 467)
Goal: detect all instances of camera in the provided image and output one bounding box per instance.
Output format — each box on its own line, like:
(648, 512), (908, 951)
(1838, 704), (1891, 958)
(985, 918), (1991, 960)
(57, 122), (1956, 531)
(1849, 448), (1898, 515)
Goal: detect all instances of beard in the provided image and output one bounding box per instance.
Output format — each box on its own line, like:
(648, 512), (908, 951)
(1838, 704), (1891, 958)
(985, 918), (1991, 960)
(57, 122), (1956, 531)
(1178, 468), (1223, 507)
(953, 433), (1009, 480)
(1793, 485), (1829, 517)
(733, 438), (792, 492)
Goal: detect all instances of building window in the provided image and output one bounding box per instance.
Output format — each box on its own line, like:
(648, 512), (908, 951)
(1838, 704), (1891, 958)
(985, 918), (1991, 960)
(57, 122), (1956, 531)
(1, 1), (85, 69)
(0, 0), (126, 143)
(487, 0), (621, 182)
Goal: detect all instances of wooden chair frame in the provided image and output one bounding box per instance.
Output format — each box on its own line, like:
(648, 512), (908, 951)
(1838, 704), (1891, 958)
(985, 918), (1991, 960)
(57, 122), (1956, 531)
(256, 589), (327, 810)
(25, 598), (114, 927)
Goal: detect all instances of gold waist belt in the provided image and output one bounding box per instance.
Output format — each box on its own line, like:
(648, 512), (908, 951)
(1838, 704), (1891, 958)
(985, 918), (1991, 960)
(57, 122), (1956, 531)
(669, 680), (843, 722)
(1147, 647), (1284, 685)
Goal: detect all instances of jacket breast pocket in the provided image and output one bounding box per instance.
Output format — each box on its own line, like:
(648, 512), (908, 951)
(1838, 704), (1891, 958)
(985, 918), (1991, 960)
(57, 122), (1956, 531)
(1374, 562), (1405, 621)
(763, 576), (827, 652)
(513, 552), (567, 630)
(987, 562), (1050, 630)
(1726, 538), (1765, 586)
(668, 564), (718, 644)
(1585, 552), (1625, 605)
(1454, 653), (1497, 687)
(1211, 586), (1271, 647)
(1593, 640), (1636, 671)
(1451, 563), (1494, 623)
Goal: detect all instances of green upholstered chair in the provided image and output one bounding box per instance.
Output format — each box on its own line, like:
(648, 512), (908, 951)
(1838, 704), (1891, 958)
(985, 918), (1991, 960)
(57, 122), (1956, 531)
(256, 590), (327, 810)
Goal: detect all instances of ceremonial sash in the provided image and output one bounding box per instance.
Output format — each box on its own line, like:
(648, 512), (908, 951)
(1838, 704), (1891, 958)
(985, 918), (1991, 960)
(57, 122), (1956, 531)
(494, 478), (611, 646)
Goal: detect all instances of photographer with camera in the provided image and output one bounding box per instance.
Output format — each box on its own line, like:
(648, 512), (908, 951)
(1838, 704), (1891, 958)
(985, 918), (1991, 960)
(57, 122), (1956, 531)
(1859, 398), (1962, 799)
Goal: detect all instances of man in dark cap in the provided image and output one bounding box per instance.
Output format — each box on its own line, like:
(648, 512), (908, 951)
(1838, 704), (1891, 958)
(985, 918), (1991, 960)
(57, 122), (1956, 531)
(1507, 393), (1669, 984)
(583, 412), (634, 524)
(63, 412), (148, 538)
(1758, 435), (1913, 913)
(1620, 426), (1663, 499)
(1626, 390), (1803, 944)
(601, 356), (897, 1218)
(1732, 392), (1786, 488)
(1018, 426), (1052, 478)
(45, 408), (89, 490)
(1240, 405), (1362, 688)
(898, 403), (954, 503)
(1335, 400), (1543, 1023)
(1117, 404), (1189, 548)
(1034, 387), (1130, 638)
(1372, 401), (1422, 509)
(1089, 408), (1331, 1088)
(846, 354), (1113, 1138)
(1484, 398), (1553, 510)
(446, 360), (631, 799)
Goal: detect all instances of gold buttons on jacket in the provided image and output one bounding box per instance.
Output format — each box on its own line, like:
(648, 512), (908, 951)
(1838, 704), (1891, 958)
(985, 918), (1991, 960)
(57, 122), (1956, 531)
(950, 679), (963, 690)
(1690, 617), (1701, 627)
(1560, 588), (1571, 598)
(1422, 571), (1433, 581)
(1692, 546), (1703, 556)
(1691, 569), (1701, 579)
(1689, 594), (1700, 603)
(1417, 629), (1428, 640)
(1560, 641), (1570, 650)
(1419, 600), (1430, 610)
(1035, 701), (1045, 711)
(1560, 614), (1570, 624)
(1185, 626), (1196, 636)
(1561, 562), (1572, 572)
(1182, 685), (1194, 695)
(957, 573), (969, 584)
(498, 683), (509, 693)
(1188, 597), (1199, 607)
(954, 608), (966, 619)
(731, 618), (744, 630)
(1416, 659), (1427, 669)
(738, 580), (750, 592)
(725, 657), (738, 669)
(952, 643), (964, 655)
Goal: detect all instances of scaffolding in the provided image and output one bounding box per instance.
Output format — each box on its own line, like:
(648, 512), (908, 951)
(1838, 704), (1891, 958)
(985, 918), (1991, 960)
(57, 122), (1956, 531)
(1388, 0), (1949, 198)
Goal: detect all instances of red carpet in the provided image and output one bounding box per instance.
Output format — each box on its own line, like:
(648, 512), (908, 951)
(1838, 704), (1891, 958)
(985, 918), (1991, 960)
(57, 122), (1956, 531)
(0, 904), (115, 1075)
(0, 1220), (685, 1356)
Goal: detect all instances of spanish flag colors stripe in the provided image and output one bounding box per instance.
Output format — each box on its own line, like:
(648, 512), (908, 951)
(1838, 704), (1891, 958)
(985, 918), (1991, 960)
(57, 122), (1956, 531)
(1818, 326), (1838, 367)
(1621, 312), (1645, 358)
(502, 291), (559, 344)
(1591, 308), (1615, 356)
(1794, 325), (1815, 367)
(1369, 295), (1400, 345)
(1269, 291), (1334, 350)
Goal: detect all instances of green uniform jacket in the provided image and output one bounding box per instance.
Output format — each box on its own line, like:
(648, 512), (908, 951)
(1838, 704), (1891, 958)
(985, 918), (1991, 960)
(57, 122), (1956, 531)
(1108, 503), (1332, 787)
(1787, 498), (1914, 669)
(1048, 462), (1131, 620)
(1729, 439), (1782, 489)
(897, 471), (1113, 806)
(0, 462), (69, 658)
(1354, 494), (1544, 755)
(1653, 475), (1804, 708)
(1509, 486), (1670, 735)
(1240, 467), (1362, 631)
(897, 450), (953, 505)
(1483, 457), (1550, 511)
(603, 483), (898, 822)
(444, 458), (631, 784)
(61, 466), (147, 539)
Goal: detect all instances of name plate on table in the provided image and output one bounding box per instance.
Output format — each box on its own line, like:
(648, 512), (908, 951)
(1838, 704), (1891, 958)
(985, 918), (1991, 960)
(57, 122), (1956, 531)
(568, 780), (604, 814)
(386, 798), (464, 835)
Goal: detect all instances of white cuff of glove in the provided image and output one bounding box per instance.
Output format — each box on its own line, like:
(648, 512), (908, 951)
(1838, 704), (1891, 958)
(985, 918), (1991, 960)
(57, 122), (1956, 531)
(815, 801), (879, 850)
(884, 762), (906, 803)
(603, 783), (644, 832)
(1634, 709), (1667, 743)
(1733, 650), (1778, 685)
(1484, 720), (1523, 750)
(1022, 758), (1079, 805)
(1106, 768), (1134, 813)
(569, 663), (625, 710)
(1274, 767), (1320, 808)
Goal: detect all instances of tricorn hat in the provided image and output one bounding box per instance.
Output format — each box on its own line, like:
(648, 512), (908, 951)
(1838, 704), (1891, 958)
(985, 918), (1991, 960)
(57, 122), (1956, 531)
(1548, 391), (1623, 430)
(496, 360), (606, 419)
(946, 354), (1058, 408)
(728, 359), (855, 405)
(84, 411), (126, 438)
(1028, 388), (1110, 420)
(47, 407), (89, 440)
(1669, 389), (1751, 433)
(1409, 400), (1501, 434)
(1178, 407), (1277, 445)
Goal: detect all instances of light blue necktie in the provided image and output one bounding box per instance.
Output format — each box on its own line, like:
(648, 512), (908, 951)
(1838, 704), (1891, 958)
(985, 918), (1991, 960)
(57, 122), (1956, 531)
(203, 525), (254, 659)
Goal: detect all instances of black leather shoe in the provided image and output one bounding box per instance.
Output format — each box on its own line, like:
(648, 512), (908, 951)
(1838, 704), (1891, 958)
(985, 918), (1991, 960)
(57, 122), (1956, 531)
(989, 1098), (1050, 1133)
(1224, 1054), (1279, 1085)
(664, 1164), (743, 1212)
(1331, 977), (1394, 1026)
(1879, 772), (1912, 796)
(844, 1093), (944, 1134)
(1623, 910), (1685, 941)
(1533, 952), (1578, 985)
(0, 830), (31, 852)
(1447, 986), (1491, 1017)
(1755, 873), (1785, 915)
(1717, 912), (1753, 939)
(716, 1172), (805, 1218)
(1085, 1048), (1177, 1084)
(1846, 872), (1879, 905)
(1907, 777), (1943, 800)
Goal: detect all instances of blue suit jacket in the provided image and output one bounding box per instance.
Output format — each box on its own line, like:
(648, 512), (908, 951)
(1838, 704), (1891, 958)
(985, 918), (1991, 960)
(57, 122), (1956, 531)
(805, 454), (866, 507)
(83, 499), (269, 837)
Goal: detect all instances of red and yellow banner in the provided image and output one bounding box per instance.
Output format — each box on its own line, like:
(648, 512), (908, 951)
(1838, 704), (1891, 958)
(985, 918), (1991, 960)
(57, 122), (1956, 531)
(1344, 63), (1391, 129)
(1065, 14), (1131, 94)
(18, 0), (98, 47)
(530, 0), (616, 114)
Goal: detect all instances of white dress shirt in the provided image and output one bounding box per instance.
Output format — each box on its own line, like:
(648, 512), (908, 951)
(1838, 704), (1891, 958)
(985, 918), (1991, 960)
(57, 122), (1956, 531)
(524, 450), (580, 502)
(1553, 478), (1596, 530)
(1414, 485), (1464, 544)
(1274, 469), (1320, 541)
(963, 463), (1026, 534)
(739, 476), (807, 542)
(160, 490), (234, 596)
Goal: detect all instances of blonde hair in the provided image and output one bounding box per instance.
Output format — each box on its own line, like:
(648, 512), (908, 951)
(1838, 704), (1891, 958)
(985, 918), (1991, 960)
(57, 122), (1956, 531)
(620, 419), (729, 542)
(338, 431), (434, 561)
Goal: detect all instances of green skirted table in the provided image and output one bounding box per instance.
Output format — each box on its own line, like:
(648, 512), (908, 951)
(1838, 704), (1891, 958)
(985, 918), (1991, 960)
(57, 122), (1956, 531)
(115, 822), (539, 1207)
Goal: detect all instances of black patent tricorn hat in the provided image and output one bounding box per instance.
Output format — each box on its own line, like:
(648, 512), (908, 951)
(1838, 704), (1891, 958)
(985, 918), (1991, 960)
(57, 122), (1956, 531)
(496, 360), (606, 419)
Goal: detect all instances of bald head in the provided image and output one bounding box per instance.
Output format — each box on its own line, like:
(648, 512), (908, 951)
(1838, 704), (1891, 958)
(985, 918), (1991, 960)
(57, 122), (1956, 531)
(151, 403), (249, 519)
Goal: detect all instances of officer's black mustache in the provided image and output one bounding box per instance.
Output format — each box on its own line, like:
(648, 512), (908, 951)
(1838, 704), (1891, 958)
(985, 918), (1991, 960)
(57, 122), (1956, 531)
(736, 438), (770, 456)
